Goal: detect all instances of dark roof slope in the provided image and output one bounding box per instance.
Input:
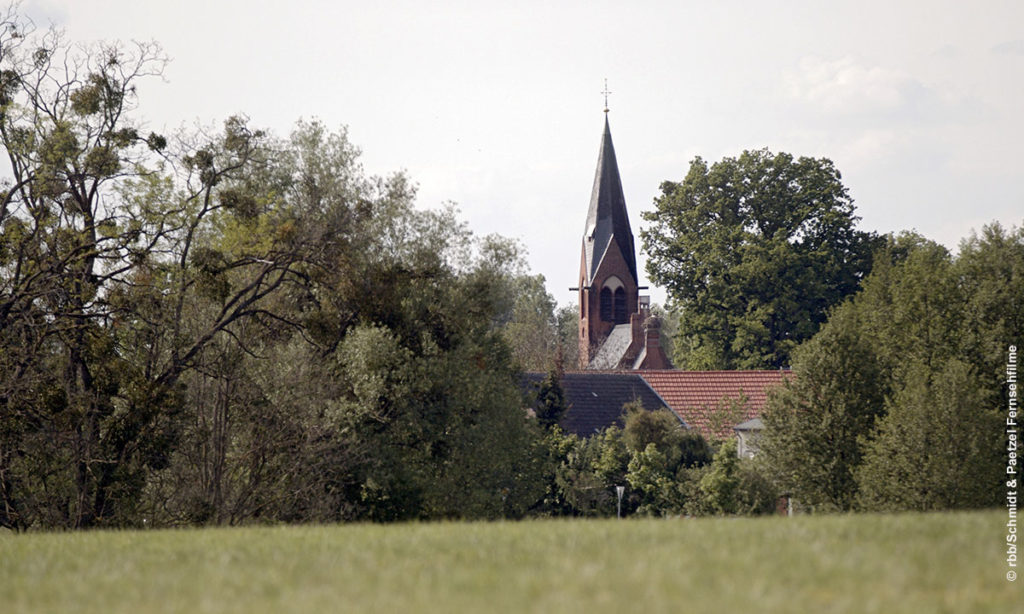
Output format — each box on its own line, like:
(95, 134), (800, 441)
(523, 372), (675, 437)
(587, 323), (633, 370)
(583, 117), (637, 285)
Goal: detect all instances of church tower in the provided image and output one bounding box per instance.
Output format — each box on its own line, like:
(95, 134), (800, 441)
(574, 110), (671, 370)
(577, 115), (640, 366)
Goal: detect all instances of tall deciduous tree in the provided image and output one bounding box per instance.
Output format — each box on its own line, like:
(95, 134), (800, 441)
(623, 405), (711, 516)
(760, 228), (1019, 512)
(641, 149), (882, 369)
(0, 13), (177, 528)
(956, 223), (1024, 390)
(500, 273), (561, 371)
(0, 13), (349, 529)
(855, 358), (1000, 511)
(139, 119), (550, 525)
(757, 307), (888, 511)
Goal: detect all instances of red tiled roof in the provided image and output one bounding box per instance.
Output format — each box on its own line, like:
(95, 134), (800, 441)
(635, 370), (792, 441)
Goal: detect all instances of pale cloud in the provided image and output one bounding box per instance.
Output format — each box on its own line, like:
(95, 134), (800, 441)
(836, 129), (907, 169)
(931, 45), (960, 60)
(992, 39), (1024, 56)
(786, 56), (926, 116)
(20, 0), (68, 25)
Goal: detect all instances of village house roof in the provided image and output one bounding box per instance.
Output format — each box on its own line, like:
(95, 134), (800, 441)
(523, 370), (790, 441)
(636, 370), (791, 440)
(523, 371), (676, 437)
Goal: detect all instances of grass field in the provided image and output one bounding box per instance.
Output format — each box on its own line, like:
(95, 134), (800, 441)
(0, 510), (1017, 613)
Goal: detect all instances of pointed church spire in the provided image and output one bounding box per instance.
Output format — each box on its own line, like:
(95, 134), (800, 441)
(582, 115), (637, 286)
(575, 104), (670, 371)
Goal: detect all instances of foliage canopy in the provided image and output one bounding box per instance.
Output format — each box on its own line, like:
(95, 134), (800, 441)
(642, 149), (882, 369)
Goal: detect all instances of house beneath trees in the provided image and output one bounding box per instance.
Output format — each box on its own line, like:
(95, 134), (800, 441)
(523, 370), (788, 444)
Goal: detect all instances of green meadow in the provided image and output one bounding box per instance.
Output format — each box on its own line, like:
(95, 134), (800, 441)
(1, 511), (1016, 613)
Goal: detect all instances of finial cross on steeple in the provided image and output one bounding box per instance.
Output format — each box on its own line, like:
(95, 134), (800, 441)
(602, 79), (612, 113)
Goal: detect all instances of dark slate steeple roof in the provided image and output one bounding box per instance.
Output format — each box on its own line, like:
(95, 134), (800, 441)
(583, 116), (638, 285)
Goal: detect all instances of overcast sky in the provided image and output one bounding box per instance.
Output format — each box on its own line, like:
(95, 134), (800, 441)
(23, 0), (1024, 307)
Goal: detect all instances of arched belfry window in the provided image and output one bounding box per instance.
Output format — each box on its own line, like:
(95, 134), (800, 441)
(614, 288), (627, 323)
(599, 276), (625, 324)
(599, 287), (613, 322)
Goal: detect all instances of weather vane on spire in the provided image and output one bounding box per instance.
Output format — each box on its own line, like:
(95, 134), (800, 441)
(602, 79), (612, 113)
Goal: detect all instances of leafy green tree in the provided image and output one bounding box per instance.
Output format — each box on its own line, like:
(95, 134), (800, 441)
(501, 273), (561, 371)
(627, 443), (685, 515)
(856, 359), (1002, 511)
(530, 427), (579, 516)
(0, 6), (552, 528)
(555, 304), (580, 370)
(848, 228), (1014, 511)
(759, 236), (960, 511)
(699, 439), (742, 514)
(150, 119), (552, 526)
(591, 426), (632, 488)
(623, 404), (682, 454)
(641, 149), (882, 369)
(0, 14), (217, 528)
(0, 11), (321, 528)
(623, 404), (710, 469)
(133, 118), (388, 526)
(735, 461), (780, 516)
(760, 228), (1022, 513)
(691, 439), (778, 516)
(554, 430), (621, 516)
(312, 195), (548, 521)
(757, 305), (888, 511)
(956, 223), (1024, 389)
(553, 425), (640, 517)
(622, 405), (712, 516)
(534, 367), (568, 429)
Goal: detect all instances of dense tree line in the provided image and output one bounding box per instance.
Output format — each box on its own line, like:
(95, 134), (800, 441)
(0, 11), (676, 531)
(758, 227), (1022, 512)
(643, 147), (1020, 515)
(2, 11), (1019, 529)
(0, 13), (571, 529)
